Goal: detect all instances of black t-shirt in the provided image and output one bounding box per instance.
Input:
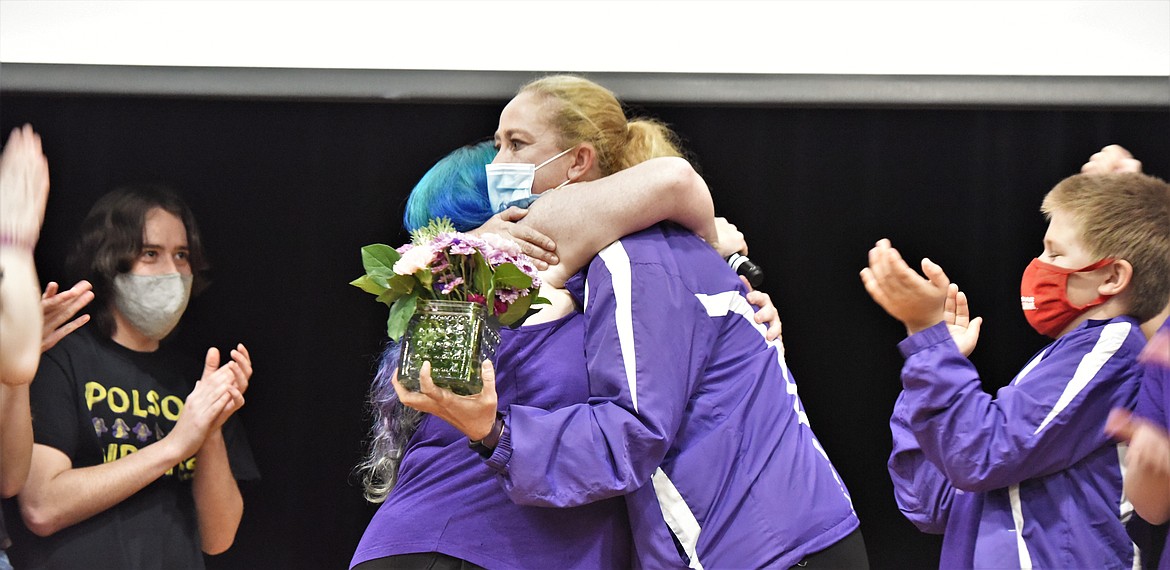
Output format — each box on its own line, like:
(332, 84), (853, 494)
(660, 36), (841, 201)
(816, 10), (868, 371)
(8, 329), (259, 569)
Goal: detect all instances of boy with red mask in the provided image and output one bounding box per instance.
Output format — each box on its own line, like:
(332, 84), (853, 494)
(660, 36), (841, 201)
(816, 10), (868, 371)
(861, 172), (1170, 569)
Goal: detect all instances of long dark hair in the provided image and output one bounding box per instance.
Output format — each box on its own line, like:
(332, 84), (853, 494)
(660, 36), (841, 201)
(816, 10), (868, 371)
(65, 184), (210, 338)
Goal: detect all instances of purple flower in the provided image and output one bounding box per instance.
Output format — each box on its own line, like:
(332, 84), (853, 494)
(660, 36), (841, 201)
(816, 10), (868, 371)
(438, 276), (464, 295)
(496, 288), (520, 304)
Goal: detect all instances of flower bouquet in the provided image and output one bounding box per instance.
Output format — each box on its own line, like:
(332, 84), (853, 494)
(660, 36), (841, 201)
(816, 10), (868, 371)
(351, 218), (547, 395)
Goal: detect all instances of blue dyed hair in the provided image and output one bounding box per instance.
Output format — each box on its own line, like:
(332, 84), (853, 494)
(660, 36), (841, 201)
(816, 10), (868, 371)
(402, 141), (498, 232)
(360, 141), (498, 502)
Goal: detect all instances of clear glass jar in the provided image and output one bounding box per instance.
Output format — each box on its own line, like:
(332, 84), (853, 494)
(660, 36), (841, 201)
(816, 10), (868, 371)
(397, 299), (501, 396)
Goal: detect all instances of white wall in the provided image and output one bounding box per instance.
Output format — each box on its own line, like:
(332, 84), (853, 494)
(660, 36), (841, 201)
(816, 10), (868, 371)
(1, 0), (1168, 76)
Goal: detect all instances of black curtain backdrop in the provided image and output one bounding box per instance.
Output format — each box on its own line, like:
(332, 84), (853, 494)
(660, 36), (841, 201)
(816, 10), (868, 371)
(2, 92), (1167, 569)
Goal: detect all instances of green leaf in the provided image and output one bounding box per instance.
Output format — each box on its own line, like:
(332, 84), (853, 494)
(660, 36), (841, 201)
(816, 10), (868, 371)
(387, 292), (419, 341)
(492, 262), (534, 290)
(350, 275), (387, 296)
(361, 244), (400, 278)
(497, 292), (534, 326)
(388, 274), (415, 294)
(376, 288), (404, 306)
(414, 268), (433, 290)
(472, 251), (493, 295)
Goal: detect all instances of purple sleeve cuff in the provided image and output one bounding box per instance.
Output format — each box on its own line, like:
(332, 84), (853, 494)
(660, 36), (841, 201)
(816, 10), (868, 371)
(483, 415), (514, 472)
(897, 321), (952, 359)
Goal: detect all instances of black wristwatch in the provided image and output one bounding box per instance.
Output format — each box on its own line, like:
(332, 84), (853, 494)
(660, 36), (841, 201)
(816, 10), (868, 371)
(468, 412), (505, 459)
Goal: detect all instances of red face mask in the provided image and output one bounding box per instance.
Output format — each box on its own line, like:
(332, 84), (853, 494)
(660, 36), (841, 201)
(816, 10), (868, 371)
(1020, 257), (1114, 338)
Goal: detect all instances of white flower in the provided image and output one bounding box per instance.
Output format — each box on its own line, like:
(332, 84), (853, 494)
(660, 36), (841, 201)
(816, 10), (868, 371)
(393, 244), (436, 276)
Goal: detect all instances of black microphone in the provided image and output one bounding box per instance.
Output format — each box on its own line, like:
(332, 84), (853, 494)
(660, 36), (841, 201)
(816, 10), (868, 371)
(726, 253), (765, 289)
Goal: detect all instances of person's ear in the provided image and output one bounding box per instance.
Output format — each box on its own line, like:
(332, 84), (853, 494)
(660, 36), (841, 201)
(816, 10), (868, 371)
(1099, 259), (1133, 296)
(566, 144), (597, 181)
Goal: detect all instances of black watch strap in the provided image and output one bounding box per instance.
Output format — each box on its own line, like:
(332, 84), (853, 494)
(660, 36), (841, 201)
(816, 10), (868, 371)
(468, 412), (505, 459)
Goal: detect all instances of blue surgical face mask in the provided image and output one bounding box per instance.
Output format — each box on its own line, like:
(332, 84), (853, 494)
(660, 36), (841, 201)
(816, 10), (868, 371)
(485, 146), (574, 213)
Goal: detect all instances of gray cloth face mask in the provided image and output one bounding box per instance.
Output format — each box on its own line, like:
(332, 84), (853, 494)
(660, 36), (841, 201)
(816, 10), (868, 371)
(112, 273), (193, 340)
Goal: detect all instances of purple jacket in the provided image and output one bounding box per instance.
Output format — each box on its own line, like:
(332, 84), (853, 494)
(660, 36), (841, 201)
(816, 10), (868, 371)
(889, 318), (1145, 569)
(483, 224), (859, 568)
(351, 314), (632, 569)
(1135, 316), (1170, 570)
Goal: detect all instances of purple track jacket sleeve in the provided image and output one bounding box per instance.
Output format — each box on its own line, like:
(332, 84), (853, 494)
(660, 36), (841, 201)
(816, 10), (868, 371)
(892, 320), (1138, 493)
(484, 241), (715, 508)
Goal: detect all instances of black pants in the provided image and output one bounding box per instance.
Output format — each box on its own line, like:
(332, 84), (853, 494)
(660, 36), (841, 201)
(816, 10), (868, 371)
(790, 528), (869, 569)
(353, 552), (485, 570)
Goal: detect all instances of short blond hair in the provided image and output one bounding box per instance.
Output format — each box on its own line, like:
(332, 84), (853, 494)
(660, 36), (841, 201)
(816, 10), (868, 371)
(1042, 173), (1170, 322)
(520, 75), (683, 175)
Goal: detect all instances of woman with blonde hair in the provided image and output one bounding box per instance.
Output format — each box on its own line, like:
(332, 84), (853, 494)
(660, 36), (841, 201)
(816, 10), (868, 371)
(352, 136), (779, 568)
(396, 75), (867, 569)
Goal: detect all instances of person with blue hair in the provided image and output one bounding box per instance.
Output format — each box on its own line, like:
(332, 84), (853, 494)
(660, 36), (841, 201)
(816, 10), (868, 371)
(401, 142), (497, 234)
(351, 129), (781, 568)
(372, 75), (865, 569)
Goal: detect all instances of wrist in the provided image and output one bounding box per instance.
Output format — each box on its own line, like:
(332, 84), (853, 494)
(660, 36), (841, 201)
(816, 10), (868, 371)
(0, 230), (37, 253)
(468, 412), (505, 459)
(905, 315), (943, 336)
(198, 429), (227, 453)
(156, 434), (195, 465)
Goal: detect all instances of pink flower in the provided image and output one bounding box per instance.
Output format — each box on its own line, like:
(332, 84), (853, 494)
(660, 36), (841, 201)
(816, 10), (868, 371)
(480, 233), (523, 258)
(468, 293), (486, 305)
(393, 244), (435, 276)
(438, 276), (464, 295)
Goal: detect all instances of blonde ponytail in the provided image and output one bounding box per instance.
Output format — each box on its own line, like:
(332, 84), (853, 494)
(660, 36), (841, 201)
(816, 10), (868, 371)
(618, 119), (683, 171)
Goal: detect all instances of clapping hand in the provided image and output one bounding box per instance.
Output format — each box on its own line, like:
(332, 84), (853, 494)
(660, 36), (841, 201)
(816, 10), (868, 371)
(41, 280), (94, 352)
(168, 348), (246, 458)
(860, 239), (950, 335)
(943, 283), (982, 357)
(203, 344), (252, 429)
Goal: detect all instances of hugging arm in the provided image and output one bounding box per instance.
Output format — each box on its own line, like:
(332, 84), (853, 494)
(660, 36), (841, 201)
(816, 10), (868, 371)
(519, 157), (717, 286)
(488, 261), (713, 507)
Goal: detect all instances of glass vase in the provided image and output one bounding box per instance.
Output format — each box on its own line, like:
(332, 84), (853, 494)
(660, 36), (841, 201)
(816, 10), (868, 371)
(397, 299), (501, 396)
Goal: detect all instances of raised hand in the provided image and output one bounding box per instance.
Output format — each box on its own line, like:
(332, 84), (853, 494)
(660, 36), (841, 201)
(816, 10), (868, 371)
(860, 239), (950, 335)
(393, 361), (499, 441)
(943, 283), (983, 356)
(199, 345), (251, 430)
(41, 280), (95, 352)
(472, 207), (558, 270)
(0, 124), (50, 249)
(1081, 145), (1142, 174)
(167, 352), (241, 459)
(224, 343), (252, 397)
